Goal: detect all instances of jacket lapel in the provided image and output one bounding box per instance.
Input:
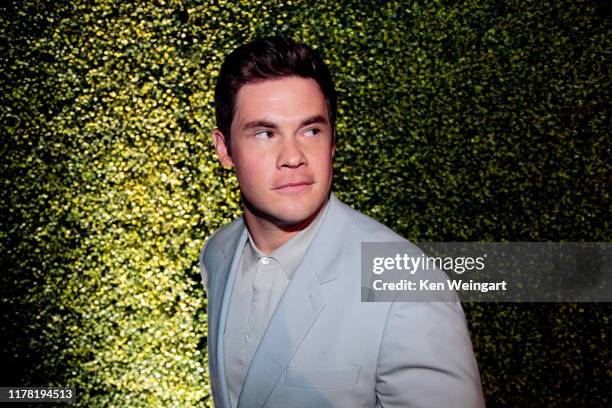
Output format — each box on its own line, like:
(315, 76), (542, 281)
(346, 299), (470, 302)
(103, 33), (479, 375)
(237, 256), (326, 408)
(237, 194), (348, 408)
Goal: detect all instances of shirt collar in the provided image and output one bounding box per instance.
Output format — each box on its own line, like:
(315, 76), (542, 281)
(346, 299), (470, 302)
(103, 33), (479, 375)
(246, 197), (331, 279)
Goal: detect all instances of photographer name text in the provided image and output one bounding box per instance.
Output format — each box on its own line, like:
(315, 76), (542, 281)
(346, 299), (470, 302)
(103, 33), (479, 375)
(372, 279), (508, 293)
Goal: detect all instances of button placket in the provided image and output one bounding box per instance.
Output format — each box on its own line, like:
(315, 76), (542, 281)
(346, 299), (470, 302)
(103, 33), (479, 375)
(243, 257), (273, 348)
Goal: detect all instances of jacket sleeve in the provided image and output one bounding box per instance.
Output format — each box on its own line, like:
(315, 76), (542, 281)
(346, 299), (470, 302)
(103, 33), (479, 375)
(199, 243), (208, 291)
(375, 299), (486, 407)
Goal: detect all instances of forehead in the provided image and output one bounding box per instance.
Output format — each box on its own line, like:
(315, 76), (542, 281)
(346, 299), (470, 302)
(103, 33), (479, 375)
(233, 77), (328, 125)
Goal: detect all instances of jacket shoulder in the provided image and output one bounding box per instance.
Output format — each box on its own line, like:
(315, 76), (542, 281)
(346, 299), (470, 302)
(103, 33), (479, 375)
(335, 198), (408, 243)
(332, 197), (430, 261)
(199, 217), (244, 287)
(205, 217), (244, 251)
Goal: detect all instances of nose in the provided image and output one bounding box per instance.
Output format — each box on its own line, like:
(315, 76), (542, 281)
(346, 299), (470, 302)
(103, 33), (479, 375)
(277, 136), (307, 169)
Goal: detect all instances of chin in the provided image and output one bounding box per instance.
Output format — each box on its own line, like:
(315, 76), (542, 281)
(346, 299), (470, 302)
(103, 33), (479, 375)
(273, 209), (315, 227)
(244, 190), (328, 228)
(272, 198), (327, 226)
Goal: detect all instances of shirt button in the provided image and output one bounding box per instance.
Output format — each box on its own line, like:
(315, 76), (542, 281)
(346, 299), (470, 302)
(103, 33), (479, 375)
(261, 257), (270, 265)
(246, 329), (254, 340)
(253, 293), (259, 302)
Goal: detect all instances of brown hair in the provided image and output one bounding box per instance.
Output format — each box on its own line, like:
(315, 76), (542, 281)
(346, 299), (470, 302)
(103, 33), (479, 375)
(214, 36), (337, 152)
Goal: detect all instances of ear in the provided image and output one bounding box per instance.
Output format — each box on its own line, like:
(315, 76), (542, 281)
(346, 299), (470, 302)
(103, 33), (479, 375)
(212, 128), (234, 168)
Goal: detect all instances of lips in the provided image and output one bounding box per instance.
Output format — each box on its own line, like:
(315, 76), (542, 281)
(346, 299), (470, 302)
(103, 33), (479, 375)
(273, 180), (315, 192)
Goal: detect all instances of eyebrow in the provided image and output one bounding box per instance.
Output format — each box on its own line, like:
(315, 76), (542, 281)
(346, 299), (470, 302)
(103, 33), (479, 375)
(242, 115), (329, 131)
(299, 115), (328, 128)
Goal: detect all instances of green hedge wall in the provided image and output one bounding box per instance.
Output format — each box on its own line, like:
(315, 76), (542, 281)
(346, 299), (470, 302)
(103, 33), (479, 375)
(1, 1), (609, 407)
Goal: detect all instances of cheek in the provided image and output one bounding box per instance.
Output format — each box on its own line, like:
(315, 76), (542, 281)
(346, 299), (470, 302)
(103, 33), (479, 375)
(313, 149), (334, 173)
(234, 154), (270, 187)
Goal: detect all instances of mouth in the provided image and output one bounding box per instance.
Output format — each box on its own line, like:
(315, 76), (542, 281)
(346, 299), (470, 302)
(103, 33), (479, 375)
(273, 181), (315, 193)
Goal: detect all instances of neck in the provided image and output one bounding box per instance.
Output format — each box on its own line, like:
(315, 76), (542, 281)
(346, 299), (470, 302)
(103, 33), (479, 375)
(243, 200), (326, 254)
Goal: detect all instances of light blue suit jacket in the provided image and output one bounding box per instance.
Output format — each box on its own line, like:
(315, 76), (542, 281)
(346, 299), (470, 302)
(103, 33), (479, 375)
(200, 193), (485, 407)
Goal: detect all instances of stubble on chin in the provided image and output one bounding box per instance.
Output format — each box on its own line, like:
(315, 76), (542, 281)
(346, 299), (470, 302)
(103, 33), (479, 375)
(242, 192), (327, 233)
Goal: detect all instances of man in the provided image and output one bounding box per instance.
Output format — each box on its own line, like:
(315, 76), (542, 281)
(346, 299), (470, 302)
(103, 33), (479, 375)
(200, 36), (485, 408)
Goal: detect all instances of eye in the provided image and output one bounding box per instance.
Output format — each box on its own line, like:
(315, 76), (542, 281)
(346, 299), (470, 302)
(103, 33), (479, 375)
(303, 128), (321, 137)
(254, 130), (273, 139)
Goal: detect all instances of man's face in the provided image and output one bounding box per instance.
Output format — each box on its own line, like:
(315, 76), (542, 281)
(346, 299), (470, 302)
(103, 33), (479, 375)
(213, 76), (335, 229)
